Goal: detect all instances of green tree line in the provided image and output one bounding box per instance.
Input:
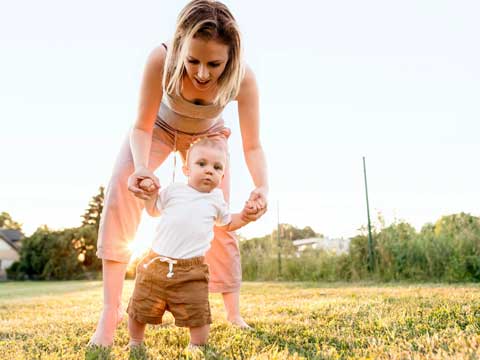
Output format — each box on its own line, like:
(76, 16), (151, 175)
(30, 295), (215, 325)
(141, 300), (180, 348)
(5, 187), (104, 280)
(4, 189), (480, 282)
(240, 213), (480, 282)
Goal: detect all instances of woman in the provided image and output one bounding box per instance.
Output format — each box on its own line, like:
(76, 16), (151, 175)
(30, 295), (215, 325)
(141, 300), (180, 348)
(89, 0), (268, 346)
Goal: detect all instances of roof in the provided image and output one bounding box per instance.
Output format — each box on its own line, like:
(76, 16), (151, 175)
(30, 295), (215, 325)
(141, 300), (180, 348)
(292, 237), (323, 246)
(0, 229), (24, 252)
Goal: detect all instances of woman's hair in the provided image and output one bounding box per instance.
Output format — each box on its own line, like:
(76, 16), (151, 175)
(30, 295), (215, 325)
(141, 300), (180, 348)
(163, 0), (245, 107)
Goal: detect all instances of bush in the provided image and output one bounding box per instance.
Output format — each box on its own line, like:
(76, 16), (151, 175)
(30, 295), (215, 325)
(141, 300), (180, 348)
(240, 214), (480, 283)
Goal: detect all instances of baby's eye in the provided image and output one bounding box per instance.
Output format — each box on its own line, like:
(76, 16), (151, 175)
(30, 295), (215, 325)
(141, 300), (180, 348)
(197, 161), (206, 167)
(214, 165), (223, 171)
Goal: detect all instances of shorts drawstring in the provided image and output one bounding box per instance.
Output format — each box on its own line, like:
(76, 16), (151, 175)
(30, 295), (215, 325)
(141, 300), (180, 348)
(143, 256), (178, 278)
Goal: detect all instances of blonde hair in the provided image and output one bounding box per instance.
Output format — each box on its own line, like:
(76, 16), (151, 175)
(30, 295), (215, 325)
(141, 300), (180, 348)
(163, 0), (245, 107)
(186, 137), (227, 165)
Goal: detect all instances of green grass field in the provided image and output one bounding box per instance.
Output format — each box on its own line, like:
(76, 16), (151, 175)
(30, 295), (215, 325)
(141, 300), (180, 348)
(1, 281), (480, 359)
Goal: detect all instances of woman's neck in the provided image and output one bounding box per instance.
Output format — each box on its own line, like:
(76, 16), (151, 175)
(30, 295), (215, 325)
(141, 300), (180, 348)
(180, 74), (217, 105)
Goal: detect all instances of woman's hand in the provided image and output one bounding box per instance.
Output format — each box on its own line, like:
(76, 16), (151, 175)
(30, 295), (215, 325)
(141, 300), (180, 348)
(242, 186), (268, 222)
(127, 167), (160, 200)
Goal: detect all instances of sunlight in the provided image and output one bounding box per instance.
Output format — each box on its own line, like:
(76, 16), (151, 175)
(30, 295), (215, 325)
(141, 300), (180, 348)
(127, 215), (157, 265)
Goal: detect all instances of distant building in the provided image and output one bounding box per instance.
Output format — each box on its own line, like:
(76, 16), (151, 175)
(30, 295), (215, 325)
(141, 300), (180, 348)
(0, 229), (24, 280)
(292, 236), (350, 256)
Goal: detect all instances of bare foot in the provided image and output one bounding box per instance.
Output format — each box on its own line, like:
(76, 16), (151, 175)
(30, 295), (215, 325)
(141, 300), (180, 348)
(227, 316), (252, 330)
(184, 343), (204, 359)
(88, 306), (124, 346)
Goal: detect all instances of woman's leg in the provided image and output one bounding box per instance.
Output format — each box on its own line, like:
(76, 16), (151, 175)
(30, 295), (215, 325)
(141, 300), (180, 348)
(209, 182), (249, 327)
(89, 129), (172, 346)
(89, 259), (129, 346)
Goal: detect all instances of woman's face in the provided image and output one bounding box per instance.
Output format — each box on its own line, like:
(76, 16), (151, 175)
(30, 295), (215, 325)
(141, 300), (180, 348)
(184, 37), (229, 92)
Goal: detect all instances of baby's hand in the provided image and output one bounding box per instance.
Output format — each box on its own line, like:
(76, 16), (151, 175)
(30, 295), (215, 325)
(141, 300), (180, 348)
(245, 200), (258, 213)
(138, 178), (158, 200)
(139, 178), (156, 192)
(241, 200), (258, 222)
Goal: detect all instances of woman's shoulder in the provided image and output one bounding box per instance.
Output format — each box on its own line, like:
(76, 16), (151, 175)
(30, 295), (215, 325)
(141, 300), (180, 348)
(139, 44), (169, 91)
(240, 64), (256, 86)
(145, 44), (168, 71)
(235, 64), (258, 102)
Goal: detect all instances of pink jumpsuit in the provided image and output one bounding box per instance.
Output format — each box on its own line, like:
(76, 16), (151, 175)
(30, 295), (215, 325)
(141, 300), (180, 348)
(96, 81), (241, 293)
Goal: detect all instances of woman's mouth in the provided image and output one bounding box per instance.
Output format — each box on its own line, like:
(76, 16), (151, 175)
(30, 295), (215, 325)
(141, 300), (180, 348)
(194, 78), (211, 87)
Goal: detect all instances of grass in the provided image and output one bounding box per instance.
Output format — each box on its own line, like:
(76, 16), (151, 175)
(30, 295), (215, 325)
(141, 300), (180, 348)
(1, 281), (480, 359)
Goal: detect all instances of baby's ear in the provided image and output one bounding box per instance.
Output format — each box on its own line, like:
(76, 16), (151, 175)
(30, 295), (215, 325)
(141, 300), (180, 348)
(182, 165), (190, 176)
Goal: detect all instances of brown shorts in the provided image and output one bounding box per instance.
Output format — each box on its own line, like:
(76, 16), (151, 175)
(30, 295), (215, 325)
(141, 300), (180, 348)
(127, 250), (211, 328)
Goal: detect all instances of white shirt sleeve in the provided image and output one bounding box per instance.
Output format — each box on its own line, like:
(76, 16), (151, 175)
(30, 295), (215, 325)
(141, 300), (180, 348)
(156, 186), (171, 211)
(214, 190), (232, 226)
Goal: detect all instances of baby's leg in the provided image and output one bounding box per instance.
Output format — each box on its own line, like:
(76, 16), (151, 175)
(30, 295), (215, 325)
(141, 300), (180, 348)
(189, 324), (210, 346)
(128, 315), (146, 346)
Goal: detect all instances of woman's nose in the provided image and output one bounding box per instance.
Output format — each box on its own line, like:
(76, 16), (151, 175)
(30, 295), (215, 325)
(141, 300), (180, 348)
(197, 64), (209, 80)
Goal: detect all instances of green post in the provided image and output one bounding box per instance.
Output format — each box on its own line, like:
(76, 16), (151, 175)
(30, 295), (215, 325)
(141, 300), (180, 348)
(277, 201), (282, 277)
(363, 156), (375, 272)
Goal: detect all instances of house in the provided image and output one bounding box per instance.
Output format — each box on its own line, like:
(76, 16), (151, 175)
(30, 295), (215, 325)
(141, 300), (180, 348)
(292, 236), (350, 256)
(0, 229), (24, 280)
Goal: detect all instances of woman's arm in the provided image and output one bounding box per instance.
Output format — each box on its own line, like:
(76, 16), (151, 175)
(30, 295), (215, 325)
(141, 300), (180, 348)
(127, 46), (167, 199)
(236, 65), (269, 211)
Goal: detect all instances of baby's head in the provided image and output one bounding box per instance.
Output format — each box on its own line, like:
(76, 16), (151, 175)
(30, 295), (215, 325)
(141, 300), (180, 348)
(183, 137), (227, 193)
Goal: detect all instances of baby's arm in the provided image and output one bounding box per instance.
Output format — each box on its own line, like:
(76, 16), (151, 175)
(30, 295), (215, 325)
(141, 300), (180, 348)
(140, 179), (161, 217)
(222, 213), (250, 232)
(218, 200), (253, 232)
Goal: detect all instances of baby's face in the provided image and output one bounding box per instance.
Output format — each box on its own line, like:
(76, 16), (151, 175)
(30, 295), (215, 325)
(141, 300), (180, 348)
(184, 145), (226, 193)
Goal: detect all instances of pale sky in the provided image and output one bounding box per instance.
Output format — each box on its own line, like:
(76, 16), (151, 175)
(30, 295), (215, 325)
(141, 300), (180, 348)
(1, 1), (479, 246)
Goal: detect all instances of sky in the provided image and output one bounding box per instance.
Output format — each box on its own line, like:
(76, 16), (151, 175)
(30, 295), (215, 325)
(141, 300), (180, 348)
(1, 0), (479, 246)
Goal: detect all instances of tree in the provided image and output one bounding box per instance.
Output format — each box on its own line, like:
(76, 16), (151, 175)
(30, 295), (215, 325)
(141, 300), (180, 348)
(81, 186), (104, 235)
(9, 225), (101, 280)
(0, 211), (22, 230)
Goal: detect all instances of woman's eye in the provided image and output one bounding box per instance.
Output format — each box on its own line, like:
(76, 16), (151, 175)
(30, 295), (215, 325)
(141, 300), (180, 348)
(209, 63), (221, 68)
(188, 59), (199, 64)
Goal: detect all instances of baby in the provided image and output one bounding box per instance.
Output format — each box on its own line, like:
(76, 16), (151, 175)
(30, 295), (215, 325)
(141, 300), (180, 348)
(126, 137), (254, 353)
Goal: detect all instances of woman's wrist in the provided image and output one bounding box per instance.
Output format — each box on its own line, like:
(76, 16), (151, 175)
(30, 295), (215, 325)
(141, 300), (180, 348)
(134, 164), (148, 172)
(256, 185), (269, 197)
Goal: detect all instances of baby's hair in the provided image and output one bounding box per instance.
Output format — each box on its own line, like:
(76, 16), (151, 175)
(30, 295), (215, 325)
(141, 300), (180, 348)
(186, 137), (227, 165)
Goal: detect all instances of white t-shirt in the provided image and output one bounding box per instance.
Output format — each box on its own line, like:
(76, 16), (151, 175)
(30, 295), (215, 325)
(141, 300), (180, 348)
(150, 183), (232, 259)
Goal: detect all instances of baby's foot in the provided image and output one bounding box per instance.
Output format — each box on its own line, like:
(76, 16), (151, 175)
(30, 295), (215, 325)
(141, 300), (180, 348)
(227, 316), (252, 330)
(184, 343), (204, 359)
(129, 343), (148, 360)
